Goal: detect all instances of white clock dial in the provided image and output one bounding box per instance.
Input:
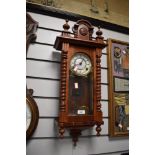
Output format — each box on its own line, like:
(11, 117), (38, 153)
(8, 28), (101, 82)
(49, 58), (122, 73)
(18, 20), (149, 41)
(70, 53), (92, 76)
(26, 102), (32, 130)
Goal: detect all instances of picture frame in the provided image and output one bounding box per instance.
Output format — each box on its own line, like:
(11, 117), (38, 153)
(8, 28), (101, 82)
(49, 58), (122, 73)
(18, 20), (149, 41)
(107, 38), (129, 137)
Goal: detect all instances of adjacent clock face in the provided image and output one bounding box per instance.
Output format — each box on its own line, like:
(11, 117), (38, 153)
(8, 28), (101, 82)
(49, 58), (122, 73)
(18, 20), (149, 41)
(26, 101), (32, 131)
(70, 53), (92, 76)
(26, 94), (39, 139)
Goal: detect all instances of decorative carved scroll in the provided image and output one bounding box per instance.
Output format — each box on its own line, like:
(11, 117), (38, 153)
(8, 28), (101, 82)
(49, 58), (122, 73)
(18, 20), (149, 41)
(26, 13), (38, 55)
(72, 19), (93, 40)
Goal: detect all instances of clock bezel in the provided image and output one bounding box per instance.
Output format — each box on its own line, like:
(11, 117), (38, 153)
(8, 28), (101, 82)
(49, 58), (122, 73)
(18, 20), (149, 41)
(26, 91), (39, 139)
(70, 52), (92, 76)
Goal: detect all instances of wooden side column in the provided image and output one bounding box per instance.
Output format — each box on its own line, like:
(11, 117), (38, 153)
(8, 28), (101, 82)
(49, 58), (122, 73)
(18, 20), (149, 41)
(95, 27), (104, 135)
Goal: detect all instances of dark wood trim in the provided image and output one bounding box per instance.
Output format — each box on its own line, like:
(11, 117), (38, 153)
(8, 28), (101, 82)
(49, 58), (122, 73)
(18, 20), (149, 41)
(113, 75), (129, 80)
(38, 26), (63, 33)
(32, 41), (54, 46)
(26, 2), (129, 34)
(26, 58), (108, 70)
(39, 116), (109, 119)
(101, 67), (108, 70)
(38, 26), (108, 41)
(26, 57), (60, 63)
(26, 76), (60, 81)
(89, 150), (129, 155)
(27, 75), (109, 86)
(39, 116), (58, 119)
(101, 99), (109, 102)
(103, 117), (109, 119)
(29, 134), (110, 140)
(33, 96), (60, 100)
(102, 53), (108, 55)
(29, 41), (108, 56)
(101, 83), (109, 86)
(34, 96), (108, 101)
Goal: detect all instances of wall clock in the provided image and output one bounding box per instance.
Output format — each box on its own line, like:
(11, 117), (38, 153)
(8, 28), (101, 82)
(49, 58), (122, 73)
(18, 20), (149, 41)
(26, 89), (39, 139)
(54, 19), (107, 145)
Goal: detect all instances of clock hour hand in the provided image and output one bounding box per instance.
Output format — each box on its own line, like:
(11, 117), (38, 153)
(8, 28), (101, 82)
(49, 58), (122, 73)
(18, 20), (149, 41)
(73, 59), (83, 71)
(73, 64), (78, 71)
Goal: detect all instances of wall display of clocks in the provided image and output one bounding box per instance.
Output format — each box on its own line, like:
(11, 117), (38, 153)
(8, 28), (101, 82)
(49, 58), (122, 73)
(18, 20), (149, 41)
(26, 89), (39, 139)
(54, 19), (107, 145)
(107, 38), (129, 137)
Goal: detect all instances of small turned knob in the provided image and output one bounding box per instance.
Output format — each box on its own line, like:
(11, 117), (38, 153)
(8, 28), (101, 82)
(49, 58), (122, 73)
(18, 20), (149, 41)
(63, 19), (70, 31)
(27, 88), (33, 96)
(96, 26), (103, 37)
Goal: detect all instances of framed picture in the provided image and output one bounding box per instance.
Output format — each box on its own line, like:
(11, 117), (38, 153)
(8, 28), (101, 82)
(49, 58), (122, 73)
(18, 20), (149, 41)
(108, 38), (129, 137)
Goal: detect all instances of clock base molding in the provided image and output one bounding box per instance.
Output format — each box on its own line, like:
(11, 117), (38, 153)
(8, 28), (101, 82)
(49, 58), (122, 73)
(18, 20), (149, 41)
(58, 120), (104, 146)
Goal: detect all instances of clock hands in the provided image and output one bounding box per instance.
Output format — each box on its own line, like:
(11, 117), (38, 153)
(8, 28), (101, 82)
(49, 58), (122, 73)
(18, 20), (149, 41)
(73, 59), (85, 71)
(79, 59), (84, 66)
(70, 54), (91, 76)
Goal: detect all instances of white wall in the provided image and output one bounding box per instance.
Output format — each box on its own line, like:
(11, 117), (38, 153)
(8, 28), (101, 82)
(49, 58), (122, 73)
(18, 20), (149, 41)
(26, 12), (129, 155)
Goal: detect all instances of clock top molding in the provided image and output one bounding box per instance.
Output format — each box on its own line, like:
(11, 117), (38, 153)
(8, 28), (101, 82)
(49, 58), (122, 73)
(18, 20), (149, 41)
(54, 19), (107, 50)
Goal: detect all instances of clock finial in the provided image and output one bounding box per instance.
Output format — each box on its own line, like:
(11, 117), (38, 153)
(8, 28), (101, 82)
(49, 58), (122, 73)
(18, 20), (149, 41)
(96, 26), (103, 37)
(63, 19), (70, 31)
(96, 26), (104, 42)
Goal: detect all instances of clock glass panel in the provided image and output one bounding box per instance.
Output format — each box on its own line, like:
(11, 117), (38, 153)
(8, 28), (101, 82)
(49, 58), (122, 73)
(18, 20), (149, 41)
(69, 53), (93, 115)
(26, 101), (32, 130)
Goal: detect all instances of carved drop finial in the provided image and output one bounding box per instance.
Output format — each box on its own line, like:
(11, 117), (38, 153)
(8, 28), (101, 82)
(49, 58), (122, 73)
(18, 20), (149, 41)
(63, 19), (70, 31)
(96, 26), (104, 42)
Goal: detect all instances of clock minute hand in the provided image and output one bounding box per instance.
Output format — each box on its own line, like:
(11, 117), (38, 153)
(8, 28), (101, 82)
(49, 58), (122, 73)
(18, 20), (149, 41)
(79, 59), (84, 66)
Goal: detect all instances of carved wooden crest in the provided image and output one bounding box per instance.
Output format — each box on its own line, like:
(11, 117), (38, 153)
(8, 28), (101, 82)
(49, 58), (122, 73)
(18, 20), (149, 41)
(26, 13), (38, 54)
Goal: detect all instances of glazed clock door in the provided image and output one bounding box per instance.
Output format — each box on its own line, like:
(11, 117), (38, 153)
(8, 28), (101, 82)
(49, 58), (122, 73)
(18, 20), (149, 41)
(69, 52), (93, 115)
(26, 101), (32, 131)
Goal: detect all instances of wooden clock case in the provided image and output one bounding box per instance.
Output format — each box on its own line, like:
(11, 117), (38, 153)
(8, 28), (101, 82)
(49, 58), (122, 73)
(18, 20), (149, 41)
(54, 19), (107, 145)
